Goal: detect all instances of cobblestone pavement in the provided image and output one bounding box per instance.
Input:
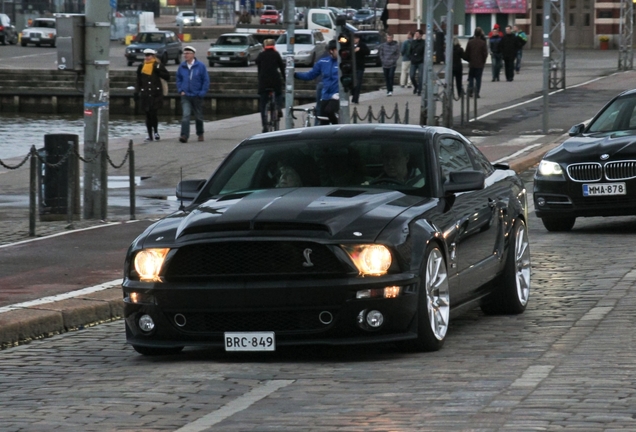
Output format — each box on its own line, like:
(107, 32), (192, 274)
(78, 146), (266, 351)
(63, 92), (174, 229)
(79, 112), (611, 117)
(2, 197), (636, 431)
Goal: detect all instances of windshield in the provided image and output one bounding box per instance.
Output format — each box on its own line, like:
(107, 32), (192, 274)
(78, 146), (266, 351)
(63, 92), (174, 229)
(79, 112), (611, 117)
(360, 34), (381, 44)
(587, 94), (636, 134)
(137, 33), (165, 44)
(33, 19), (55, 28)
(217, 35), (248, 45)
(198, 137), (431, 201)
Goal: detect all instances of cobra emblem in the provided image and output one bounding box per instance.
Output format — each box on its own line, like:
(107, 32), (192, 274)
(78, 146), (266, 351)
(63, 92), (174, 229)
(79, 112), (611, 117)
(302, 248), (314, 267)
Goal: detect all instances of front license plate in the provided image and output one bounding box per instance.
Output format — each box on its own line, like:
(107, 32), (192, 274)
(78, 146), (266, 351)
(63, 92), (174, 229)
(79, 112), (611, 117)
(31, 38), (40, 42)
(224, 332), (276, 351)
(583, 182), (626, 196)
(220, 56), (230, 61)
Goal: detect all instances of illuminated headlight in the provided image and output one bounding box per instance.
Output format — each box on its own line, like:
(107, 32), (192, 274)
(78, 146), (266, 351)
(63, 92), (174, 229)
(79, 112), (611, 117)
(195, 18), (202, 24)
(133, 248), (169, 282)
(538, 160), (563, 176)
(183, 18), (191, 24)
(356, 286), (402, 299)
(370, 49), (378, 55)
(343, 244), (392, 276)
(126, 292), (156, 304)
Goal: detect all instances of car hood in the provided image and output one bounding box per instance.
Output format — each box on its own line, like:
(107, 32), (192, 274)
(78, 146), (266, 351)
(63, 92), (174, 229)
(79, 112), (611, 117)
(275, 43), (314, 53)
(209, 44), (249, 52)
(141, 188), (430, 246)
(544, 131), (636, 162)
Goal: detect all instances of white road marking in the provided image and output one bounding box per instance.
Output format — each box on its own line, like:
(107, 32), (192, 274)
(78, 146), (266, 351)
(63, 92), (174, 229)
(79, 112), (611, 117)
(494, 143), (542, 163)
(0, 279), (121, 314)
(175, 380), (295, 432)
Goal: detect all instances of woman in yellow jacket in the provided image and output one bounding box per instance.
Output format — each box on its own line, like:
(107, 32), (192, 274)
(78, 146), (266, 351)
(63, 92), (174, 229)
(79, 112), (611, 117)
(136, 48), (170, 141)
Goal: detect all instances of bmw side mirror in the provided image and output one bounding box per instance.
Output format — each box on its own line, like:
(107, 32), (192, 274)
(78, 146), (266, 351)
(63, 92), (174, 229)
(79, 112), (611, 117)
(568, 123), (585, 136)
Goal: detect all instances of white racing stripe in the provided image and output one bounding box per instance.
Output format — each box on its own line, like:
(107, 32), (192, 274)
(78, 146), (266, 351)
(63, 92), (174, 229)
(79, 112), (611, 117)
(0, 279), (121, 314)
(175, 380), (295, 432)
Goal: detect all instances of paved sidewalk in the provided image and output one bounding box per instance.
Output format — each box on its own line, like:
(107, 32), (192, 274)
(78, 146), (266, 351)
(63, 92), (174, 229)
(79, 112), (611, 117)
(0, 47), (626, 348)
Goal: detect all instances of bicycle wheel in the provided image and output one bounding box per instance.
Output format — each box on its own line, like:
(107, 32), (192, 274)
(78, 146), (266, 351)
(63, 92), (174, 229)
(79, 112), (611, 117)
(268, 100), (279, 132)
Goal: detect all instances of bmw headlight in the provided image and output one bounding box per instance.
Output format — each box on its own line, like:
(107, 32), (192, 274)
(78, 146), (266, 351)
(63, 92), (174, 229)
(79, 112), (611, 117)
(342, 245), (392, 276)
(370, 49), (378, 55)
(538, 160), (563, 176)
(133, 248), (170, 282)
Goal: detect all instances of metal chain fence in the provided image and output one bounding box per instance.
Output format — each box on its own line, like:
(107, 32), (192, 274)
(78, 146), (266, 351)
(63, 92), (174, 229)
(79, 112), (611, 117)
(351, 103), (410, 125)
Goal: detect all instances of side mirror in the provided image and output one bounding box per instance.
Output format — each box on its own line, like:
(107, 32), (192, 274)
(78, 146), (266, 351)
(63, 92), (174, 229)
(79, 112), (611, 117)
(176, 179), (206, 201)
(444, 170), (485, 195)
(493, 162), (510, 170)
(568, 123), (585, 136)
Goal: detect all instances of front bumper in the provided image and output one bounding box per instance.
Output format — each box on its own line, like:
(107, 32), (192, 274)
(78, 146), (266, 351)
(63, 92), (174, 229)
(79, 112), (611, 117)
(21, 33), (55, 45)
(207, 53), (249, 65)
(123, 274), (420, 349)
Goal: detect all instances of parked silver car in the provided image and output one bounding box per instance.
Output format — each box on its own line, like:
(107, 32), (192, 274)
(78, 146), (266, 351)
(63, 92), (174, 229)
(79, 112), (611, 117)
(20, 17), (55, 47)
(275, 29), (326, 67)
(207, 33), (263, 67)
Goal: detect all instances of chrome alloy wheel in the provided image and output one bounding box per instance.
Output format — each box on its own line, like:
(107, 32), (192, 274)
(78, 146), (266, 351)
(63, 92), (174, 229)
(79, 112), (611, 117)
(514, 223), (531, 306)
(425, 247), (450, 340)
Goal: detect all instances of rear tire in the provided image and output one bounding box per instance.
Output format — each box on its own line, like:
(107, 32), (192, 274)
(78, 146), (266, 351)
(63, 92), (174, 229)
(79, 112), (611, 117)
(541, 216), (575, 232)
(209, 60), (215, 67)
(127, 61), (134, 67)
(132, 345), (184, 356)
(401, 243), (449, 352)
(21, 41), (27, 47)
(161, 52), (168, 64)
(481, 219), (531, 315)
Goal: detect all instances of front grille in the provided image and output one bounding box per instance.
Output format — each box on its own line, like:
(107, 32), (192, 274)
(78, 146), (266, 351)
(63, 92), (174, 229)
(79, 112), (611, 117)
(167, 309), (335, 333)
(605, 160), (636, 180)
(164, 241), (348, 279)
(567, 163), (602, 182)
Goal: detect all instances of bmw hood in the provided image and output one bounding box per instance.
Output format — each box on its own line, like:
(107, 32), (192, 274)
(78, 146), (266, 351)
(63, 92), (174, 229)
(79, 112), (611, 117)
(545, 132), (636, 162)
(142, 188), (430, 246)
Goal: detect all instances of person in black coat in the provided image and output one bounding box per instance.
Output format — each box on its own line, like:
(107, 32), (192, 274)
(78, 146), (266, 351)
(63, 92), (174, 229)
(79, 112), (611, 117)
(351, 34), (370, 104)
(136, 48), (170, 141)
(452, 37), (464, 98)
(500, 25), (523, 82)
(255, 39), (285, 133)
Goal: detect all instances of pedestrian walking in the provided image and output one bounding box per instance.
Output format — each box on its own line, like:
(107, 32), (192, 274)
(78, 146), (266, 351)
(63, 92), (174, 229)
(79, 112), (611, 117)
(452, 37), (464, 98)
(378, 33), (400, 96)
(513, 25), (528, 73)
(489, 27), (502, 82)
(176, 46), (210, 143)
(500, 25), (522, 82)
(351, 34), (369, 104)
(400, 31), (413, 88)
(255, 39), (285, 133)
(294, 39), (340, 125)
(463, 27), (488, 98)
(409, 29), (425, 96)
(135, 48), (170, 142)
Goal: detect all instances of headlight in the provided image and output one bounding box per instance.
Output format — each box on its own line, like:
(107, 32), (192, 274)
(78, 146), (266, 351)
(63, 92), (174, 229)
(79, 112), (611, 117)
(238, 51), (247, 57)
(184, 18), (191, 24)
(297, 50), (311, 55)
(133, 248), (169, 282)
(538, 160), (563, 176)
(370, 49), (378, 55)
(342, 244), (392, 276)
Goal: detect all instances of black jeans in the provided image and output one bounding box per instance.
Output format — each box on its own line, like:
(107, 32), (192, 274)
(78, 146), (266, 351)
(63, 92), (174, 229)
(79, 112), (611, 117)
(467, 67), (483, 97)
(383, 66), (396, 93)
(319, 99), (339, 125)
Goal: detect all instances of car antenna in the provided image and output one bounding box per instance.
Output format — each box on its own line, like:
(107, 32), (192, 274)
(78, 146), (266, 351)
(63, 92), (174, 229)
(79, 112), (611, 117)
(178, 167), (185, 212)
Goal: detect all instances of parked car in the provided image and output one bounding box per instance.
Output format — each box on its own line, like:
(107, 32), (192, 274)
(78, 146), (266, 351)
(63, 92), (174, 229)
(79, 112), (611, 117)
(0, 13), (18, 45)
(175, 11), (202, 26)
(125, 31), (182, 66)
(275, 29), (326, 66)
(20, 17), (56, 47)
(534, 88), (636, 231)
(207, 33), (263, 67)
(352, 8), (377, 26)
(122, 123), (531, 356)
(343, 8), (357, 20)
(260, 10), (281, 24)
(356, 30), (386, 66)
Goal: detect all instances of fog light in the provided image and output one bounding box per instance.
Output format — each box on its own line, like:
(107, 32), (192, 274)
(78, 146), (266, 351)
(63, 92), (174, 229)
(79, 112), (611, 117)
(366, 310), (384, 328)
(138, 314), (155, 332)
(537, 197), (546, 206)
(383, 286), (401, 298)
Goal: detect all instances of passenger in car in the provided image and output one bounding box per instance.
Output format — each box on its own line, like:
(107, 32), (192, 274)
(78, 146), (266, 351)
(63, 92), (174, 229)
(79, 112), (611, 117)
(374, 144), (425, 187)
(275, 153), (320, 187)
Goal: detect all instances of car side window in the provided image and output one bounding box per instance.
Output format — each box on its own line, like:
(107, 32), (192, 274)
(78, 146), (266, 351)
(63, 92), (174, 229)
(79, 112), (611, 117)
(465, 140), (494, 175)
(315, 32), (324, 42)
(438, 137), (474, 182)
(312, 13), (332, 29)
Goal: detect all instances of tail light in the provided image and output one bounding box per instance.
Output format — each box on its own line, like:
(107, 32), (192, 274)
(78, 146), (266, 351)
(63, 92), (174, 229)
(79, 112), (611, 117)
(0, 26), (5, 31)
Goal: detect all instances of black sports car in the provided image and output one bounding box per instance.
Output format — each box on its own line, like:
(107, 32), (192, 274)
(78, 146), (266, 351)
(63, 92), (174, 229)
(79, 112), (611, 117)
(534, 89), (636, 231)
(122, 124), (531, 355)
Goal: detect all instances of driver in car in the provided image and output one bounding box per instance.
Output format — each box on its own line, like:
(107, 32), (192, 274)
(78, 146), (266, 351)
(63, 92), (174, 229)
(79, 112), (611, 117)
(366, 144), (425, 187)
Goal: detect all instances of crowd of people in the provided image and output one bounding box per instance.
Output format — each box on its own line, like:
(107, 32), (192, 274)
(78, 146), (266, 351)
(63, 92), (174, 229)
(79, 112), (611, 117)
(134, 24), (528, 138)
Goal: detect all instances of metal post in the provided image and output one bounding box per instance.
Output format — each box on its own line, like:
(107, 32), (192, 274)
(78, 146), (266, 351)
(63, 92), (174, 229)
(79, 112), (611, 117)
(67, 142), (75, 228)
(543, 0), (551, 134)
(29, 146), (36, 237)
(83, 0), (110, 220)
(128, 140), (136, 220)
(336, 23), (351, 124)
(424, 0), (434, 125)
(284, 0), (296, 129)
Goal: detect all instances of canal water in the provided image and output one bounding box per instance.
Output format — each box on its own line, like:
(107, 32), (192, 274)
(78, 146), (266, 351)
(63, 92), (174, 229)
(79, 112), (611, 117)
(0, 112), (230, 161)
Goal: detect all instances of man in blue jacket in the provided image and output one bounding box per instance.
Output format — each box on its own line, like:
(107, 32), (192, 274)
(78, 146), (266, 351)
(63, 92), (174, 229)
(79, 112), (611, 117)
(294, 40), (339, 125)
(176, 46), (210, 143)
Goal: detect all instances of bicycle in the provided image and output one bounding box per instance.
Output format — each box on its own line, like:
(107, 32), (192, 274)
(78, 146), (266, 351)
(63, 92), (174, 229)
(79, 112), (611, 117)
(290, 106), (322, 127)
(264, 89), (280, 132)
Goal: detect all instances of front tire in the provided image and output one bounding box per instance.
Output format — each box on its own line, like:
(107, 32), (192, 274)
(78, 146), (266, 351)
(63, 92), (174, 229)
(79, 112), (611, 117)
(132, 345), (184, 356)
(402, 244), (450, 352)
(481, 219), (531, 315)
(208, 60), (215, 67)
(541, 216), (575, 232)
(175, 53), (181, 64)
